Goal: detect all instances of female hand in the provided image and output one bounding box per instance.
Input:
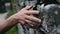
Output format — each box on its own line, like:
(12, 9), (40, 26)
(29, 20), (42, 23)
(11, 6), (41, 26)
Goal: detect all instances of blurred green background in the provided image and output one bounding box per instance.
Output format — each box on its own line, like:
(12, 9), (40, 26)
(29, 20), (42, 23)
(0, 0), (18, 34)
(5, 10), (18, 34)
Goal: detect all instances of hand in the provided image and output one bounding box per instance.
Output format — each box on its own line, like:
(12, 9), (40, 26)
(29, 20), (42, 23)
(10, 6), (41, 26)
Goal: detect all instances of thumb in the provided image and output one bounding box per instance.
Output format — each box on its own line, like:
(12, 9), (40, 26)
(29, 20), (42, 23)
(23, 6), (32, 10)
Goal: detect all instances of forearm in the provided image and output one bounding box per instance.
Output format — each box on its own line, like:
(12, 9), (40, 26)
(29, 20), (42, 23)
(0, 17), (17, 33)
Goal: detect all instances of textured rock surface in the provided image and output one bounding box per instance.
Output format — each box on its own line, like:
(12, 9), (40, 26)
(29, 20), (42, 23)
(15, 0), (60, 34)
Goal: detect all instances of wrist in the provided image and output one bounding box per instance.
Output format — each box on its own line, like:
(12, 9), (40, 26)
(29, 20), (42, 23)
(7, 16), (18, 24)
(0, 16), (18, 33)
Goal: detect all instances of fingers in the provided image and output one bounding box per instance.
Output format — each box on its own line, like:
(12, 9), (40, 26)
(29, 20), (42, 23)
(25, 20), (32, 24)
(23, 6), (32, 10)
(20, 6), (40, 15)
(18, 19), (36, 26)
(18, 15), (41, 26)
(24, 15), (41, 24)
(19, 19), (38, 26)
(24, 20), (34, 26)
(18, 20), (25, 25)
(25, 10), (40, 15)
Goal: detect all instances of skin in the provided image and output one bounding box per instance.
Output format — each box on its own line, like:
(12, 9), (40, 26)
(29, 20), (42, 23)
(0, 6), (41, 34)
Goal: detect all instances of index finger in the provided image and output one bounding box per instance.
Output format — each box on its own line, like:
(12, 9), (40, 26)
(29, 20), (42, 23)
(22, 6), (32, 10)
